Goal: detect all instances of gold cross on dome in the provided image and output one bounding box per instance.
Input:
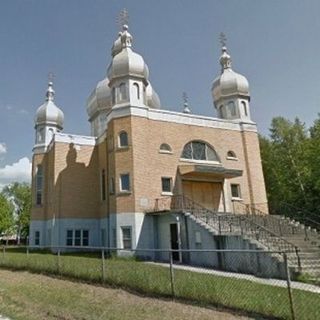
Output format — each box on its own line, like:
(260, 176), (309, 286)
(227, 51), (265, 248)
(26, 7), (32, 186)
(117, 8), (129, 29)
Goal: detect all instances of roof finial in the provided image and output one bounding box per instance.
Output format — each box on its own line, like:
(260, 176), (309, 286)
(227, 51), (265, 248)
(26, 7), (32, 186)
(117, 8), (129, 30)
(219, 33), (232, 72)
(46, 72), (55, 101)
(219, 32), (227, 47)
(182, 92), (191, 114)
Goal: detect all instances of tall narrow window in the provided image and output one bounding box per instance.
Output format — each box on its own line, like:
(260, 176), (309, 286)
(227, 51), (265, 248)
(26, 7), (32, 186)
(228, 101), (236, 117)
(112, 87), (116, 104)
(35, 231), (40, 246)
(109, 177), (115, 195)
(66, 230), (73, 246)
(120, 174), (130, 192)
(231, 184), (241, 199)
(119, 83), (127, 101)
(161, 177), (172, 193)
(74, 229), (81, 246)
(101, 169), (106, 201)
(241, 101), (248, 116)
(133, 83), (140, 99)
(121, 227), (132, 249)
(82, 230), (89, 246)
(119, 131), (128, 147)
(35, 165), (43, 205)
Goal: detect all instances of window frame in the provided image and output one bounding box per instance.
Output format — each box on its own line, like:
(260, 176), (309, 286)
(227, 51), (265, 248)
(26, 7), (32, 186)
(120, 173), (131, 193)
(231, 184), (242, 200)
(66, 229), (89, 247)
(227, 150), (238, 161)
(180, 141), (220, 163)
(35, 165), (43, 206)
(159, 143), (172, 154)
(118, 131), (129, 148)
(34, 231), (40, 246)
(161, 177), (172, 194)
(121, 226), (132, 250)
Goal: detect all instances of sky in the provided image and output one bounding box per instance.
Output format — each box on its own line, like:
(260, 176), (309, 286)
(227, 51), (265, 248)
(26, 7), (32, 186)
(1, 0), (320, 188)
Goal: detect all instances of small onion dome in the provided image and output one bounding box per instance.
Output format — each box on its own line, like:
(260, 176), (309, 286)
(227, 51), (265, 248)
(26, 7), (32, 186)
(146, 83), (161, 109)
(86, 77), (112, 120)
(212, 46), (249, 103)
(35, 82), (64, 129)
(107, 25), (149, 84)
(111, 32), (122, 57)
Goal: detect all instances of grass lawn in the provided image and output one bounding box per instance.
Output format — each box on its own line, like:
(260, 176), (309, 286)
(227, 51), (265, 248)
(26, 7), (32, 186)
(0, 269), (251, 320)
(0, 248), (319, 320)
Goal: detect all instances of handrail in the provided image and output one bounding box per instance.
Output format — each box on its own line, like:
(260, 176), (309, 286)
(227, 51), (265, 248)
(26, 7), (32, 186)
(147, 195), (299, 254)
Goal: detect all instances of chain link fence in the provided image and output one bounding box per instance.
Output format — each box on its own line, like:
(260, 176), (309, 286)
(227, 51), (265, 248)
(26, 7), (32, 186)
(0, 246), (319, 320)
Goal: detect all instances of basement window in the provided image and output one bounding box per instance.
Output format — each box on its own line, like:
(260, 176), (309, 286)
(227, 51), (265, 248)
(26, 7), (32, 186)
(121, 227), (132, 250)
(35, 231), (40, 246)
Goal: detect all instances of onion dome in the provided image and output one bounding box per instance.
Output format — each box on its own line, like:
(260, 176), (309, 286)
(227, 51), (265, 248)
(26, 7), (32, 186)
(86, 77), (112, 120)
(107, 25), (149, 84)
(35, 82), (64, 129)
(111, 32), (122, 57)
(212, 46), (249, 104)
(146, 83), (161, 109)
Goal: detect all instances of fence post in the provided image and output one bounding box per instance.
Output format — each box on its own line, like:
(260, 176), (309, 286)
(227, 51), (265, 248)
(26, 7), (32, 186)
(57, 249), (61, 274)
(2, 246), (5, 259)
(169, 251), (175, 298)
(218, 215), (222, 235)
(284, 253), (296, 320)
(101, 249), (106, 283)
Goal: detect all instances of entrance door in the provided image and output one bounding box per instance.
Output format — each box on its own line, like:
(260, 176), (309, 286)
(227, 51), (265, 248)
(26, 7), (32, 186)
(183, 180), (222, 210)
(170, 223), (180, 262)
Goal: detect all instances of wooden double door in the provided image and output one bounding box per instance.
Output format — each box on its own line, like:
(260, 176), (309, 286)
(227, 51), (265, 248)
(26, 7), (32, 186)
(182, 180), (222, 211)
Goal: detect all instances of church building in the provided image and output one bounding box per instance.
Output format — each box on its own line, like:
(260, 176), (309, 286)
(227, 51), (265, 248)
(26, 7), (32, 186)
(29, 22), (268, 259)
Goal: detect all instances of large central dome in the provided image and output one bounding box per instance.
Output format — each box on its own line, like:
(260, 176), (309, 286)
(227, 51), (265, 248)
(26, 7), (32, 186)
(86, 24), (161, 136)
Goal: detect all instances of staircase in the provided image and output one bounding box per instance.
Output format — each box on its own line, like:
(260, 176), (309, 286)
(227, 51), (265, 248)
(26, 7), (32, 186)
(147, 195), (320, 276)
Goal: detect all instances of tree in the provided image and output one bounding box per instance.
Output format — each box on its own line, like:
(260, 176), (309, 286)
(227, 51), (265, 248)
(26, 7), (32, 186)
(260, 117), (310, 217)
(0, 193), (13, 236)
(2, 182), (31, 242)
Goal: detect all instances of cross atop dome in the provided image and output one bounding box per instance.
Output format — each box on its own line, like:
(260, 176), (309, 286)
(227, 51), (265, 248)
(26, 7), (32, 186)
(117, 8), (129, 30)
(46, 74), (55, 102)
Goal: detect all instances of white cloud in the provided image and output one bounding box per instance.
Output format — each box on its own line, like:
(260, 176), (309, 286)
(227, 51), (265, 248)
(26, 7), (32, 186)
(0, 143), (7, 155)
(0, 157), (32, 190)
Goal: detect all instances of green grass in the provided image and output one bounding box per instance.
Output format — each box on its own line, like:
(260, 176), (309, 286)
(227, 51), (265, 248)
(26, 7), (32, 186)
(0, 248), (319, 320)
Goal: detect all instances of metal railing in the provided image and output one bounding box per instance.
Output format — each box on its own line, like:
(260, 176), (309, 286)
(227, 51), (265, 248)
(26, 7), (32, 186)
(147, 195), (300, 261)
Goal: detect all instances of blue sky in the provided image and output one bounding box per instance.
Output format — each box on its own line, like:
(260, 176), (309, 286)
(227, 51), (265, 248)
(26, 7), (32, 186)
(1, 0), (320, 186)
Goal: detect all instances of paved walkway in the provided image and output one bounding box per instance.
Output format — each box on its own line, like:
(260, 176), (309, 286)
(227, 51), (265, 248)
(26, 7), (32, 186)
(147, 262), (320, 294)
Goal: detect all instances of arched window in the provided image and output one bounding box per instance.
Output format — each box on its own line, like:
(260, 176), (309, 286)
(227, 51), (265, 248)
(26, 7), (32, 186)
(119, 83), (127, 101)
(133, 83), (140, 100)
(181, 141), (219, 162)
(227, 151), (237, 159)
(241, 101), (248, 116)
(159, 143), (172, 153)
(119, 131), (128, 147)
(35, 165), (43, 205)
(227, 101), (236, 117)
